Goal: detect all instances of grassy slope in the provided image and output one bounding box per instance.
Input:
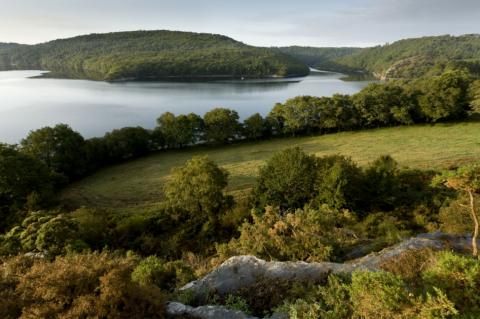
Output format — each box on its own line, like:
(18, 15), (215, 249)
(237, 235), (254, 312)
(61, 121), (480, 212)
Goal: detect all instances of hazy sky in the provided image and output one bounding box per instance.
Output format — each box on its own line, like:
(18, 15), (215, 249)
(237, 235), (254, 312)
(1, 0), (479, 47)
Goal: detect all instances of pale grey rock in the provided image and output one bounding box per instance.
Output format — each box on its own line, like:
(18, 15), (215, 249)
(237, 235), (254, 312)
(181, 255), (367, 298)
(166, 302), (259, 319)
(170, 232), (478, 319)
(181, 232), (477, 299)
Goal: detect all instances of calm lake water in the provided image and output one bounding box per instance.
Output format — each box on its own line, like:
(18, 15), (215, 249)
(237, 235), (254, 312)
(0, 70), (372, 143)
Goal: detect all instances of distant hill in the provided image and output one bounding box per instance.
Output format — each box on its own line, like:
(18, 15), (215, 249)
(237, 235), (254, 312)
(276, 46), (362, 72)
(0, 31), (309, 81)
(333, 34), (480, 79)
(0, 43), (22, 50)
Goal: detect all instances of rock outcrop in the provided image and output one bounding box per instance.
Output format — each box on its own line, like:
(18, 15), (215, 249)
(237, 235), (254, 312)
(166, 302), (258, 319)
(167, 232), (476, 318)
(181, 232), (475, 299)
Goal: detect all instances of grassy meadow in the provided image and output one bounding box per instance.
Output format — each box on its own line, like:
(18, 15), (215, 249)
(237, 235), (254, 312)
(61, 121), (480, 212)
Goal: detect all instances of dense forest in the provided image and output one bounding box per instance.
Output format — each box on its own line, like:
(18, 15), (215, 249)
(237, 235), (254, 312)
(277, 46), (362, 72)
(3, 33), (480, 82)
(279, 34), (480, 79)
(334, 34), (480, 79)
(0, 31), (309, 81)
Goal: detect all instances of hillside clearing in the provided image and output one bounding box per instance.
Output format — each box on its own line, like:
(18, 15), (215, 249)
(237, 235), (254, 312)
(61, 121), (480, 212)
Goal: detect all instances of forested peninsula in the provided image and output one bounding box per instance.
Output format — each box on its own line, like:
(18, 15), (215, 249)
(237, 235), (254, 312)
(0, 30), (309, 81)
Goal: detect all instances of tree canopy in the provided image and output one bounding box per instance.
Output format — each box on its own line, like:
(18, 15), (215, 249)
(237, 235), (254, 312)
(0, 30), (309, 81)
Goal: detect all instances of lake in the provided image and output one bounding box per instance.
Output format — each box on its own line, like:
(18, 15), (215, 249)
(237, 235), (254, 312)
(0, 70), (372, 143)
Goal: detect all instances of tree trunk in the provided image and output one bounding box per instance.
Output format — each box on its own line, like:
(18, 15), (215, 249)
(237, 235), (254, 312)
(468, 189), (479, 257)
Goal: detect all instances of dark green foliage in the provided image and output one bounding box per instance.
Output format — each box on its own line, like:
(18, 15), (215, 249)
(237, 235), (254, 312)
(422, 252), (480, 315)
(156, 112), (204, 148)
(277, 46), (362, 72)
(242, 113), (269, 140)
(268, 72), (473, 137)
(0, 144), (56, 231)
(131, 256), (195, 291)
(439, 197), (479, 234)
(314, 155), (364, 210)
(0, 30), (309, 80)
(353, 82), (415, 127)
(268, 96), (321, 135)
(469, 79), (480, 112)
(103, 126), (151, 161)
(164, 156), (231, 215)
(279, 270), (458, 319)
(163, 156), (234, 253)
(334, 34), (480, 79)
(217, 206), (357, 262)
(254, 147), (317, 209)
(418, 70), (472, 122)
(363, 155), (400, 211)
(20, 124), (87, 179)
(84, 137), (109, 170)
(1, 211), (82, 256)
(203, 108), (240, 144)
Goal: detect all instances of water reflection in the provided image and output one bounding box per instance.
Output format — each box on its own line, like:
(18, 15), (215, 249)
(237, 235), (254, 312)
(0, 70), (373, 143)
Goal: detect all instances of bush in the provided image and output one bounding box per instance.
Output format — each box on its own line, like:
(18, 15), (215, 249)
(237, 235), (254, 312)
(217, 206), (357, 262)
(278, 275), (352, 319)
(379, 248), (435, 289)
(254, 147), (317, 209)
(0, 252), (166, 319)
(313, 155), (363, 210)
(350, 270), (410, 318)
(422, 252), (480, 314)
(0, 144), (57, 231)
(0, 211), (82, 257)
(439, 197), (478, 234)
(132, 256), (195, 291)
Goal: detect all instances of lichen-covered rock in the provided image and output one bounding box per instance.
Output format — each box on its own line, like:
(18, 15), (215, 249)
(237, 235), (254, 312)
(181, 232), (478, 299)
(181, 255), (367, 298)
(169, 233), (478, 318)
(166, 302), (259, 319)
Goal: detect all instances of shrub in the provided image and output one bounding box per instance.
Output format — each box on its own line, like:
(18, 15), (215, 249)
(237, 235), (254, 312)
(132, 256), (195, 291)
(233, 278), (325, 317)
(379, 248), (435, 289)
(13, 253), (166, 318)
(0, 211), (82, 257)
(254, 147), (317, 209)
(313, 155), (363, 210)
(224, 295), (252, 315)
(217, 206), (357, 262)
(422, 252), (480, 314)
(439, 197), (479, 234)
(349, 270), (410, 318)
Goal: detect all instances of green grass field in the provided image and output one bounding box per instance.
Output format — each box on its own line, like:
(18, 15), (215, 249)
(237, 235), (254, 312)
(61, 121), (480, 212)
